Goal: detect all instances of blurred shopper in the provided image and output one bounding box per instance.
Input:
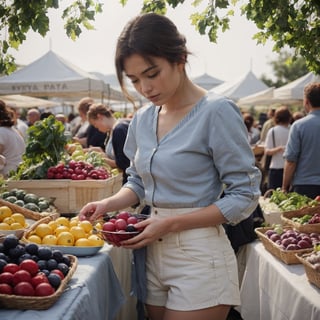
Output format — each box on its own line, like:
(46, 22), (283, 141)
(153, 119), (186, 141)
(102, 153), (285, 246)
(8, 104), (28, 141)
(243, 113), (260, 145)
(0, 100), (26, 177)
(73, 97), (106, 148)
(26, 108), (41, 126)
(282, 83), (320, 198)
(292, 111), (305, 123)
(265, 106), (292, 190)
(87, 103), (130, 184)
(260, 107), (275, 143)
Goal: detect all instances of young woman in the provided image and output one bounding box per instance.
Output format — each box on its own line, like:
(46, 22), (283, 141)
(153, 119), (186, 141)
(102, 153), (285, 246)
(87, 103), (130, 184)
(79, 13), (261, 320)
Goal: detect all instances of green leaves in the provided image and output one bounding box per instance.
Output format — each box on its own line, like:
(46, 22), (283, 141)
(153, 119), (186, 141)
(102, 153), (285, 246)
(10, 115), (70, 180)
(0, 0), (103, 75)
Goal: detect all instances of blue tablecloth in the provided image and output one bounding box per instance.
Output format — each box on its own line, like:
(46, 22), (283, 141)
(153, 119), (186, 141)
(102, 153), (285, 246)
(0, 246), (126, 320)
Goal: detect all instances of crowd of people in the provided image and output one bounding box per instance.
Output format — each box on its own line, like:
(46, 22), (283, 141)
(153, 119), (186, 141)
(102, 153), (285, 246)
(0, 97), (132, 179)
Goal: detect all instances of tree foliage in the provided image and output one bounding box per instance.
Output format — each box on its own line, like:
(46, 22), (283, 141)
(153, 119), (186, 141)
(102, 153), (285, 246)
(0, 0), (102, 74)
(0, 0), (319, 75)
(261, 51), (309, 87)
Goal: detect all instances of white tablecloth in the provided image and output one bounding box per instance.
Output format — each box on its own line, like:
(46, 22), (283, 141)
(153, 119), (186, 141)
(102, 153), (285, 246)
(0, 245), (126, 320)
(239, 241), (320, 320)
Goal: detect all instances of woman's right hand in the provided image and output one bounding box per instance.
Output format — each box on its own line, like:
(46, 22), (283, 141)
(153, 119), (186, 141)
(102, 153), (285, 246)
(78, 199), (108, 222)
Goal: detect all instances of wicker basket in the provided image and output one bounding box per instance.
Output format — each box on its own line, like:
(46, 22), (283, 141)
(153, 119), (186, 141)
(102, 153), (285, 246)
(255, 227), (313, 264)
(281, 206), (320, 233)
(0, 198), (59, 221)
(0, 254), (78, 310)
(21, 215), (58, 242)
(296, 252), (320, 289)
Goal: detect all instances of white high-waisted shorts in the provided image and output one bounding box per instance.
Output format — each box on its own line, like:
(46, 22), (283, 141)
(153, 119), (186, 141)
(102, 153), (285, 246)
(145, 207), (241, 311)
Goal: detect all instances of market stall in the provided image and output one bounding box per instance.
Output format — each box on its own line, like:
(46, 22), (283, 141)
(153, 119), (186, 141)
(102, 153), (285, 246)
(239, 240), (320, 320)
(0, 245), (127, 320)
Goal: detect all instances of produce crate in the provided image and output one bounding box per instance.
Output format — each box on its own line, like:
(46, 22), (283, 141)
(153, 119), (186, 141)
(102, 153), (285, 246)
(7, 174), (122, 214)
(255, 227), (313, 264)
(281, 206), (320, 233)
(296, 252), (320, 289)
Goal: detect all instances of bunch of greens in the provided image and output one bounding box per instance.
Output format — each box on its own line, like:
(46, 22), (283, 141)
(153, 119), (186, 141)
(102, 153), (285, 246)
(9, 115), (71, 180)
(270, 188), (319, 211)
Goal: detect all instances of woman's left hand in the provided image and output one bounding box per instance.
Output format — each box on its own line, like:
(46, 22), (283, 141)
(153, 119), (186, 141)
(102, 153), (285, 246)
(120, 216), (169, 249)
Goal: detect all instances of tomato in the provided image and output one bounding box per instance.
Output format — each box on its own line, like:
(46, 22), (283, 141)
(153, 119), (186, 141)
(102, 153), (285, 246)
(115, 219), (127, 231)
(20, 259), (39, 276)
(35, 282), (55, 296)
(14, 281), (35, 296)
(3, 263), (20, 274)
(31, 273), (49, 288)
(315, 195), (320, 202)
(12, 269), (32, 286)
(0, 283), (13, 294)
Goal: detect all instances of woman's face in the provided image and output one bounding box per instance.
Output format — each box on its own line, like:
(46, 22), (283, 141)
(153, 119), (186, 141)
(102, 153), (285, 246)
(90, 114), (112, 133)
(123, 54), (184, 106)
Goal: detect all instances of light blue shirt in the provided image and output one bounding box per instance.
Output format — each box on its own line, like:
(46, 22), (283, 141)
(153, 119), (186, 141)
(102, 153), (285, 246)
(123, 93), (261, 224)
(284, 109), (320, 186)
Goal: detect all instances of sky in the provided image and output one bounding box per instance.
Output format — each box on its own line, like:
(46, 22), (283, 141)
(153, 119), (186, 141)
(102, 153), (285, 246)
(10, 0), (279, 83)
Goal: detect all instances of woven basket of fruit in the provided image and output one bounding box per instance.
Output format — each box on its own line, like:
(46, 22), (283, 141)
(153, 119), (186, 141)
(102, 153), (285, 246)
(281, 207), (320, 233)
(0, 234), (78, 310)
(296, 251), (320, 289)
(21, 215), (104, 257)
(255, 226), (316, 264)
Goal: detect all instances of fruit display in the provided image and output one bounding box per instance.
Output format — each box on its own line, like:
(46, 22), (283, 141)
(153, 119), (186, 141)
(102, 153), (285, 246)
(0, 188), (55, 213)
(46, 160), (110, 180)
(292, 213), (320, 225)
(304, 250), (320, 271)
(98, 211), (149, 246)
(0, 234), (76, 298)
(0, 206), (28, 232)
(264, 225), (318, 251)
(24, 216), (104, 249)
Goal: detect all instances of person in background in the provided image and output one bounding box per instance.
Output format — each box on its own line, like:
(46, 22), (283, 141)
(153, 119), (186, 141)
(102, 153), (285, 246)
(79, 13), (261, 320)
(282, 82), (320, 199)
(7, 104), (28, 141)
(291, 111), (305, 123)
(40, 111), (53, 120)
(55, 113), (72, 139)
(0, 100), (26, 177)
(26, 108), (41, 126)
(259, 107), (275, 143)
(265, 106), (292, 190)
(72, 97), (106, 148)
(243, 112), (260, 145)
(87, 103), (130, 185)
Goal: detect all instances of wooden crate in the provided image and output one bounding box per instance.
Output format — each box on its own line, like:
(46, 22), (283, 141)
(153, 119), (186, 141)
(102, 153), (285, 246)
(7, 174), (122, 214)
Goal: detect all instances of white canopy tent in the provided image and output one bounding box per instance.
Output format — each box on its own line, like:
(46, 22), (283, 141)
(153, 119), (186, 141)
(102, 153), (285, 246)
(273, 72), (320, 101)
(192, 73), (224, 90)
(237, 87), (276, 106)
(210, 70), (269, 102)
(0, 94), (59, 108)
(0, 50), (125, 102)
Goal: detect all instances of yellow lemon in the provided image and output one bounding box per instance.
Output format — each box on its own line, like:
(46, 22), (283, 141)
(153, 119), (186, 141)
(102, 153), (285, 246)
(0, 222), (10, 230)
(94, 222), (102, 231)
(70, 226), (86, 240)
(11, 213), (26, 226)
(42, 234), (58, 245)
(0, 206), (12, 221)
(69, 219), (79, 228)
(54, 225), (69, 236)
(79, 220), (93, 233)
(75, 238), (91, 247)
(35, 223), (53, 238)
(10, 222), (24, 230)
(55, 217), (70, 228)
(48, 220), (58, 231)
(3, 217), (15, 225)
(57, 231), (74, 246)
(87, 234), (104, 246)
(27, 234), (42, 244)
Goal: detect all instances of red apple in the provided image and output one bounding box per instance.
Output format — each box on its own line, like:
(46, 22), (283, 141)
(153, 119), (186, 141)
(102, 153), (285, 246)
(14, 282), (35, 296)
(3, 263), (20, 274)
(0, 272), (14, 285)
(102, 222), (116, 232)
(0, 283), (13, 294)
(20, 259), (39, 276)
(12, 269), (32, 286)
(35, 282), (55, 296)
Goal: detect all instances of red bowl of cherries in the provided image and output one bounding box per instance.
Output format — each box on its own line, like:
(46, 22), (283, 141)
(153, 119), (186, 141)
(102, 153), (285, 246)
(97, 211), (149, 245)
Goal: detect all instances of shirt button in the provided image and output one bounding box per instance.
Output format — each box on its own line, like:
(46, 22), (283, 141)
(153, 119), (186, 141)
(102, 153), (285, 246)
(154, 210), (158, 215)
(158, 238), (163, 242)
